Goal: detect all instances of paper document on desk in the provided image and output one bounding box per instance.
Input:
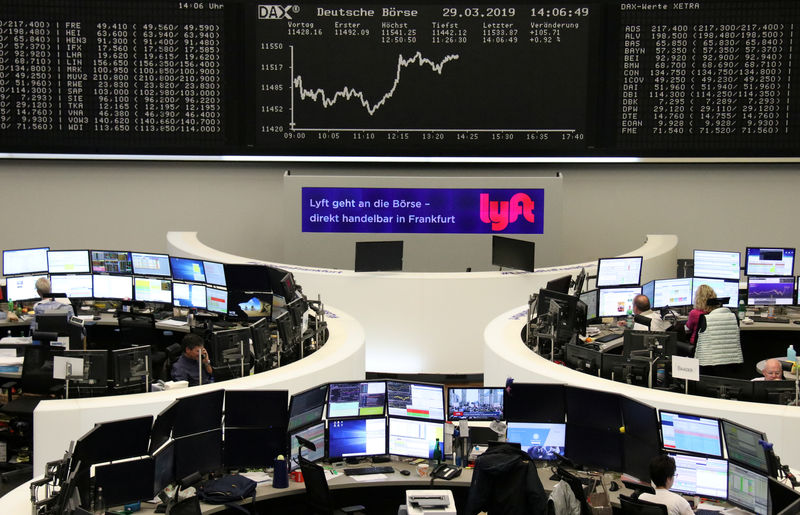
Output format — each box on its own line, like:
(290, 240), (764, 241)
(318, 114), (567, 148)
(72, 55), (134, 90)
(240, 471), (271, 483)
(0, 337), (32, 344)
(158, 319), (189, 327)
(350, 474), (388, 482)
(0, 349), (18, 358)
(325, 470), (345, 481)
(77, 315), (96, 321)
(0, 356), (24, 366)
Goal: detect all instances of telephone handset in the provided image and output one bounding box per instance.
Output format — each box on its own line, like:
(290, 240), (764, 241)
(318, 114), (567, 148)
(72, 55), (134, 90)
(431, 463), (461, 480)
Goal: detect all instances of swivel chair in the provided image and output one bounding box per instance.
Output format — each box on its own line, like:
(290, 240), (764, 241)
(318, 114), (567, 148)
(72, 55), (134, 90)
(299, 457), (366, 515)
(619, 494), (668, 515)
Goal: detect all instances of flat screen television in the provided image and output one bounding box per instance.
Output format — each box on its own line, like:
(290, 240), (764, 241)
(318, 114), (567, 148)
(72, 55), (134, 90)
(693, 249), (741, 280)
(447, 387), (504, 421)
(744, 247), (795, 277)
(491, 236), (534, 272)
(355, 241), (404, 272)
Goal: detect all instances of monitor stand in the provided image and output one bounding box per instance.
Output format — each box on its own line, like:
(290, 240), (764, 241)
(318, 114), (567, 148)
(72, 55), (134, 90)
(345, 457), (361, 465)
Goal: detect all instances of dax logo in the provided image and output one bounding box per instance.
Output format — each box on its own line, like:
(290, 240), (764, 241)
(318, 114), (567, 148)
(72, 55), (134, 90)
(258, 5), (296, 19)
(479, 192), (536, 231)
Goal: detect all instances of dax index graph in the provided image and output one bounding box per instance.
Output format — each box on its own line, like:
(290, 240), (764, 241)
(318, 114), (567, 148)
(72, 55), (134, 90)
(254, 3), (598, 156)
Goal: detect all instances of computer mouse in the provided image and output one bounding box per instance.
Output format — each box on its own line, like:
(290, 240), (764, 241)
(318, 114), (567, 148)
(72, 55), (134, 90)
(400, 470), (411, 476)
(609, 481), (619, 492)
(793, 320), (800, 325)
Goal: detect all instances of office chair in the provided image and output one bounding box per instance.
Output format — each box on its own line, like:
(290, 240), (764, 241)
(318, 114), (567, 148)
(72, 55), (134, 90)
(619, 494), (668, 515)
(162, 343), (183, 381)
(299, 457), (366, 515)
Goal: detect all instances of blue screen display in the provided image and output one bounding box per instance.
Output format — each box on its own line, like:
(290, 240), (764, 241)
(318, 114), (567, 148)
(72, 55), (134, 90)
(327, 418), (386, 459)
(170, 257), (206, 283)
(661, 411), (722, 457)
(303, 187), (544, 234)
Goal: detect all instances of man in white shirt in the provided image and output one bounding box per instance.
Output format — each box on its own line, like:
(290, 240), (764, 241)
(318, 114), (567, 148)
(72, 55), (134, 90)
(753, 358), (784, 381)
(638, 455), (694, 515)
(30, 277), (74, 332)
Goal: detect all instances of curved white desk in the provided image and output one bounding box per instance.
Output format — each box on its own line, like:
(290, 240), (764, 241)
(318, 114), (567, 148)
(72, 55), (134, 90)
(167, 232), (678, 375)
(30, 307), (365, 476)
(483, 305), (800, 468)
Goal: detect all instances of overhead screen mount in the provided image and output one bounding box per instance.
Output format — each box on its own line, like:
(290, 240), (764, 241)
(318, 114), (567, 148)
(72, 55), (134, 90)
(5, 1), (800, 160)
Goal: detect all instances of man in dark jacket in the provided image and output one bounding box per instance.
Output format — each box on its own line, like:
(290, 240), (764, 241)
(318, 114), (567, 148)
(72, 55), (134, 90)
(466, 442), (548, 515)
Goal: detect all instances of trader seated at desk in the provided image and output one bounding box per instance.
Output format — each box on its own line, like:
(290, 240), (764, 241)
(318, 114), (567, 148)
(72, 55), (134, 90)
(618, 294), (669, 331)
(5, 277), (74, 327)
(638, 455), (694, 515)
(171, 333), (214, 386)
(753, 358), (784, 381)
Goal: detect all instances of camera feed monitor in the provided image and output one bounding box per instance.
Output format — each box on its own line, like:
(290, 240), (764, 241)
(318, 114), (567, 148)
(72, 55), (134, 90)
(170, 257), (206, 283)
(660, 411), (722, 457)
(50, 274), (93, 299)
(327, 418), (386, 459)
(386, 381), (444, 421)
(230, 291), (272, 319)
(388, 417), (444, 459)
(3, 247), (49, 276)
(652, 278), (693, 308)
(692, 278), (739, 308)
(131, 252), (171, 277)
(669, 453), (728, 499)
(134, 277), (172, 304)
(203, 261), (226, 287)
(728, 462), (769, 515)
(172, 282), (206, 309)
(327, 381), (386, 419)
(506, 422), (565, 461)
(745, 247), (795, 277)
(596, 256), (643, 287)
(289, 421), (325, 471)
(597, 287), (641, 317)
(6, 275), (47, 302)
(447, 387), (503, 421)
(747, 276), (794, 306)
(93, 275), (133, 300)
(47, 250), (90, 274)
(91, 250), (133, 274)
(205, 287), (228, 315)
(694, 250), (741, 280)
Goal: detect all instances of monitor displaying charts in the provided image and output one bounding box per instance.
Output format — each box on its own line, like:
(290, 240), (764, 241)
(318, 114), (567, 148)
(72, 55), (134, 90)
(579, 289), (598, 320)
(597, 287), (641, 317)
(6, 275), (47, 302)
(50, 274), (93, 299)
(386, 381), (444, 421)
(172, 283), (207, 309)
(506, 422), (565, 461)
(2, 247), (49, 276)
(327, 381), (386, 419)
(387, 417), (443, 459)
(747, 276), (794, 306)
(91, 250), (133, 274)
(131, 252), (171, 277)
(721, 420), (770, 475)
(288, 421), (325, 471)
(93, 275), (133, 300)
(596, 256), (643, 287)
(134, 277), (172, 304)
(745, 247), (795, 277)
(728, 462), (769, 515)
(669, 453), (728, 499)
(694, 250), (741, 280)
(660, 411), (722, 457)
(652, 278), (693, 308)
(205, 287), (228, 315)
(692, 278), (739, 308)
(47, 250), (90, 274)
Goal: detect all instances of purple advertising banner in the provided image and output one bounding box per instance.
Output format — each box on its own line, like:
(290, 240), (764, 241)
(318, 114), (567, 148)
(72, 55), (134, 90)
(302, 187), (544, 234)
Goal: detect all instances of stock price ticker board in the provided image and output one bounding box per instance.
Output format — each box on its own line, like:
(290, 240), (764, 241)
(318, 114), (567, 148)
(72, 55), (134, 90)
(2, 0), (800, 158)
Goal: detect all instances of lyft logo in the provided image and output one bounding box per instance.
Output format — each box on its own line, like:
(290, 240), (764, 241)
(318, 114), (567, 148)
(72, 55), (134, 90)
(479, 193), (536, 231)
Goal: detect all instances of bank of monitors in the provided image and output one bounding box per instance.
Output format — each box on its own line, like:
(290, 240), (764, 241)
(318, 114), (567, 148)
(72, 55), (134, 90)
(2, 247), (49, 276)
(205, 287), (228, 315)
(47, 250), (90, 274)
(50, 274), (94, 299)
(660, 411), (722, 458)
(650, 277), (693, 308)
(93, 274), (133, 300)
(133, 277), (172, 304)
(622, 330), (676, 359)
(504, 383), (565, 423)
(597, 286), (641, 317)
(327, 381), (386, 419)
(203, 260), (226, 287)
(6, 274), (47, 302)
(169, 257), (206, 283)
(668, 452), (728, 499)
(601, 354), (649, 387)
(91, 250), (133, 274)
(328, 418), (387, 459)
(728, 462), (769, 515)
(355, 240), (404, 272)
(447, 387), (503, 421)
(172, 282), (206, 309)
(289, 421), (325, 471)
(745, 247), (795, 277)
(721, 420), (771, 475)
(694, 250), (741, 280)
(596, 256), (642, 287)
(131, 252), (171, 277)
(747, 276), (794, 306)
(491, 236), (534, 273)
(579, 289), (598, 320)
(386, 380), (444, 421)
(505, 422), (565, 461)
(691, 278), (739, 308)
(288, 384), (328, 432)
(387, 417), (443, 459)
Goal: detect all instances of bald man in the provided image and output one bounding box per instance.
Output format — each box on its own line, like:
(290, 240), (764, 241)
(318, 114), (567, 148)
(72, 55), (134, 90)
(754, 358), (784, 381)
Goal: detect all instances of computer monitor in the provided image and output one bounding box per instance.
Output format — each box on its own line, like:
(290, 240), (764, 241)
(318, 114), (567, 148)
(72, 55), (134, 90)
(169, 257), (206, 283)
(228, 290), (272, 319)
(265, 266), (298, 303)
(565, 424), (622, 471)
(224, 389), (288, 428)
(536, 288), (586, 340)
(564, 342), (602, 376)
(597, 286), (642, 317)
(92, 274), (133, 300)
(207, 327), (250, 381)
(504, 383), (565, 423)
(721, 419), (771, 475)
(596, 256), (643, 287)
(205, 286), (228, 315)
(565, 386), (622, 432)
(111, 346), (151, 394)
(94, 458), (155, 507)
(275, 311), (298, 355)
(692, 277), (739, 308)
(172, 282), (206, 309)
(131, 252), (171, 277)
(660, 410), (722, 457)
(6, 274), (48, 302)
(2, 247), (49, 276)
(386, 380), (445, 421)
(133, 277), (172, 304)
(506, 422), (565, 461)
(327, 381), (386, 419)
(72, 415), (153, 469)
(91, 250), (133, 274)
(174, 429), (223, 480)
(622, 330), (676, 358)
(62, 349), (108, 392)
(728, 462), (769, 515)
(652, 277), (693, 308)
(694, 250), (741, 280)
(668, 452), (728, 499)
(150, 400), (178, 454)
(600, 354), (650, 387)
(287, 296), (308, 330)
(747, 276), (794, 306)
(47, 250), (90, 274)
(695, 375), (754, 402)
(546, 275), (572, 294)
(328, 417), (387, 459)
(641, 280), (654, 307)
(223, 427), (285, 469)
(173, 389), (224, 438)
(50, 274), (93, 299)
(387, 417), (443, 459)
(447, 387), (503, 421)
(770, 477), (800, 513)
(620, 396), (660, 478)
(202, 261), (226, 287)
(355, 241), (404, 272)
(250, 317), (273, 373)
(751, 380), (797, 405)
(224, 264), (270, 292)
(491, 236), (534, 272)
(153, 440), (175, 496)
(289, 421), (325, 471)
(745, 247), (795, 277)
(579, 289), (598, 320)
(288, 384), (328, 432)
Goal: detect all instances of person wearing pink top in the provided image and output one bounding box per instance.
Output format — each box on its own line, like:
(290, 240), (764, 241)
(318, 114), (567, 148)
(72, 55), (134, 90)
(685, 284), (715, 345)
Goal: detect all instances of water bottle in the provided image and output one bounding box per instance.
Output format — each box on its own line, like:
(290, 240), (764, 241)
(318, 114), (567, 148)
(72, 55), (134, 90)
(738, 299), (746, 321)
(626, 309), (634, 329)
(787, 345), (796, 362)
(433, 438), (442, 465)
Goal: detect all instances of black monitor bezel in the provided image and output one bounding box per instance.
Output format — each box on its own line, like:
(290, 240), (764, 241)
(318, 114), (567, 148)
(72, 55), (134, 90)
(386, 416), (444, 460)
(727, 461), (770, 514)
(595, 256), (643, 288)
(326, 380), (387, 420)
(288, 384), (329, 433)
(288, 420), (327, 471)
(49, 273), (94, 300)
(327, 416), (388, 460)
(666, 450), (729, 500)
(659, 409), (724, 458)
(695, 375), (755, 402)
(5, 274), (49, 302)
(622, 329), (677, 359)
(2, 246), (50, 277)
(650, 277), (694, 308)
(504, 382), (566, 423)
(691, 277), (740, 309)
(169, 256), (207, 284)
(744, 247), (796, 277)
(46, 249), (91, 275)
(171, 281), (207, 309)
(202, 260), (227, 287)
(355, 240), (404, 272)
(720, 419), (770, 476)
(173, 389), (224, 439)
(174, 428), (223, 480)
(746, 275), (795, 306)
(204, 286), (228, 315)
(90, 249), (134, 275)
(224, 389), (288, 428)
(133, 276), (173, 305)
(596, 286), (643, 317)
(446, 386), (504, 422)
(693, 249), (742, 280)
(94, 457), (155, 508)
(130, 251), (172, 277)
(505, 420), (566, 462)
(385, 379), (446, 422)
(490, 235), (534, 272)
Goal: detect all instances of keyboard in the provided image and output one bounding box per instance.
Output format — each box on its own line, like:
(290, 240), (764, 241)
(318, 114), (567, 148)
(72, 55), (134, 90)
(343, 466), (395, 476)
(595, 333), (622, 343)
(750, 316), (790, 324)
